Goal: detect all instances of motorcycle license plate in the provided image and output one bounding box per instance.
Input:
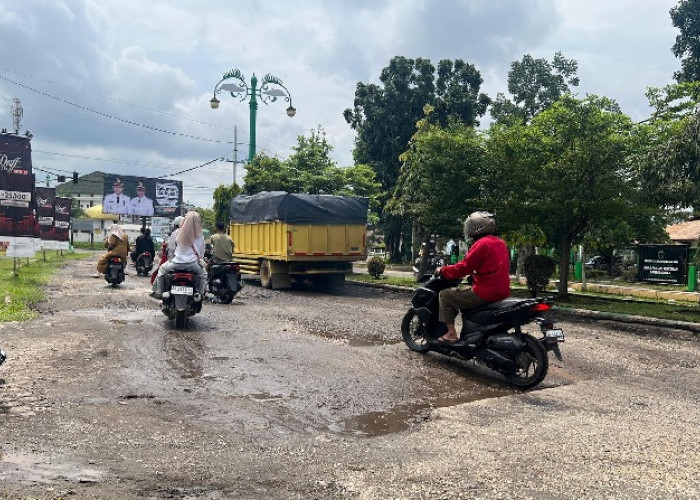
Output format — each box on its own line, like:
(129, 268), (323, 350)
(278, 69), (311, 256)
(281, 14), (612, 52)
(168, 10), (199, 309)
(171, 285), (193, 295)
(544, 329), (565, 342)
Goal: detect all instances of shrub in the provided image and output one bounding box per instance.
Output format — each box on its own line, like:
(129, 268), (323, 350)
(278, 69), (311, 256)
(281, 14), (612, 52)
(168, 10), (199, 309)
(523, 254), (555, 297)
(367, 255), (386, 279)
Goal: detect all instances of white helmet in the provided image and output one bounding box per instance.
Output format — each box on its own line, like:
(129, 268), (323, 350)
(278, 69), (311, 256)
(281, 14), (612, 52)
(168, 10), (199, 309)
(171, 216), (183, 231)
(464, 211), (496, 240)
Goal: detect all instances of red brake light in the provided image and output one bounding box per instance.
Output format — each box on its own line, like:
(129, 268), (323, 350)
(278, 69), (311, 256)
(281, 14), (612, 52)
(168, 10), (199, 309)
(287, 231), (293, 247)
(531, 303), (551, 312)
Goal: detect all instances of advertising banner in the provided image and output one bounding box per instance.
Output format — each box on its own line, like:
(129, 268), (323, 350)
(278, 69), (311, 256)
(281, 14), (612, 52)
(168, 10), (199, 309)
(0, 134), (34, 238)
(638, 244), (688, 284)
(102, 174), (182, 217)
(35, 186), (56, 240)
(54, 196), (71, 243)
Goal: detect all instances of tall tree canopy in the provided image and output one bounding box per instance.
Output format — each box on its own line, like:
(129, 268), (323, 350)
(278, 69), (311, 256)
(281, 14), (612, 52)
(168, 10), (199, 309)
(671, 0), (700, 83)
(490, 52), (579, 125)
(388, 107), (484, 239)
(485, 95), (664, 296)
(640, 82), (700, 208)
(344, 55), (490, 192)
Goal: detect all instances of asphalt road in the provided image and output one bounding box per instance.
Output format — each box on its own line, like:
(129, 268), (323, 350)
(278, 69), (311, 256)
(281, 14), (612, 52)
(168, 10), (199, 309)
(0, 255), (698, 499)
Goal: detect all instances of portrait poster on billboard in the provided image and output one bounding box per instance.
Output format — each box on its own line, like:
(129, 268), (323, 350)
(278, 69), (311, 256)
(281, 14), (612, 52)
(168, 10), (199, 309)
(35, 186), (56, 241)
(54, 196), (71, 246)
(0, 133), (34, 238)
(102, 174), (182, 217)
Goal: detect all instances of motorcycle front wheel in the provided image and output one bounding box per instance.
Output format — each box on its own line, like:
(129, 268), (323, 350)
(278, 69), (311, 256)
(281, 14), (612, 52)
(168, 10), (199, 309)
(401, 309), (431, 353)
(505, 334), (548, 389)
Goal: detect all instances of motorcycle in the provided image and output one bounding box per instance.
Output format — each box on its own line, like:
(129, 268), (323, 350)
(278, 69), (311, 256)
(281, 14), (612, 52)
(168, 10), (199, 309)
(207, 261), (244, 304)
(412, 251), (446, 279)
(401, 274), (564, 389)
(0, 343), (6, 367)
(160, 270), (202, 328)
(135, 251), (154, 276)
(104, 256), (126, 286)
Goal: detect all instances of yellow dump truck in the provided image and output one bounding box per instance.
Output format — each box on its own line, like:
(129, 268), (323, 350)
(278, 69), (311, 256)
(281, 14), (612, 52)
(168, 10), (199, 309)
(229, 192), (368, 289)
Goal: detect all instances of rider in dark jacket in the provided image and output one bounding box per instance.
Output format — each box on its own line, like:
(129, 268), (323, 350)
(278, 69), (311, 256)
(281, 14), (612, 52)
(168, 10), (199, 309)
(131, 228), (156, 263)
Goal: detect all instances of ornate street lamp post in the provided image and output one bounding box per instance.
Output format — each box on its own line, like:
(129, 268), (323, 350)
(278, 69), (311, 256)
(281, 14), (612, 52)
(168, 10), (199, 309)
(210, 68), (296, 164)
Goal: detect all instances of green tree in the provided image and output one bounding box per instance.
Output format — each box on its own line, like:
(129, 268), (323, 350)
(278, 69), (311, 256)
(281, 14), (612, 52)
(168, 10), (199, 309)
(490, 52), (579, 125)
(388, 107), (484, 271)
(671, 0), (700, 83)
(212, 183), (242, 224)
(344, 55), (489, 260)
(243, 154), (294, 194)
(240, 127), (382, 212)
(640, 82), (700, 208)
(486, 95), (661, 296)
(194, 207), (216, 233)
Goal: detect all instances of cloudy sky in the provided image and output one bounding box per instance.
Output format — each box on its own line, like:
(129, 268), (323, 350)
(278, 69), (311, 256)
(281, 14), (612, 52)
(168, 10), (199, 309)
(0, 0), (681, 208)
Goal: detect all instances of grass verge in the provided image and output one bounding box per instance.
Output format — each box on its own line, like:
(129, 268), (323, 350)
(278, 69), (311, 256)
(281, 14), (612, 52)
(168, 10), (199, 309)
(0, 251), (90, 322)
(348, 273), (700, 324)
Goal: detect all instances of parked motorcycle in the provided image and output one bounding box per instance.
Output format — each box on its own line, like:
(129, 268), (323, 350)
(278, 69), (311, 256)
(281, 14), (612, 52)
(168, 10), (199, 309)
(401, 274), (564, 389)
(135, 251), (154, 276)
(104, 256), (126, 286)
(160, 270), (202, 328)
(0, 343), (6, 367)
(207, 261), (243, 304)
(412, 251), (446, 279)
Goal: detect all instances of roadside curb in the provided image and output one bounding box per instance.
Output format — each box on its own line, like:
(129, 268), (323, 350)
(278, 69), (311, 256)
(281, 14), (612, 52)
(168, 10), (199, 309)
(347, 279), (700, 336)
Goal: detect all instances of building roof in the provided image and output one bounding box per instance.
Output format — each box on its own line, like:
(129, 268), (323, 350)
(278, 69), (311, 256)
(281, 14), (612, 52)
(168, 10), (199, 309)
(666, 219), (700, 244)
(55, 171), (105, 196)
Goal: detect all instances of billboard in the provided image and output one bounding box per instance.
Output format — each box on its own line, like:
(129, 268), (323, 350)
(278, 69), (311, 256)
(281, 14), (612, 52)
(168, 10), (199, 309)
(35, 186), (55, 240)
(54, 196), (71, 242)
(0, 134), (34, 238)
(638, 244), (688, 284)
(102, 174), (182, 217)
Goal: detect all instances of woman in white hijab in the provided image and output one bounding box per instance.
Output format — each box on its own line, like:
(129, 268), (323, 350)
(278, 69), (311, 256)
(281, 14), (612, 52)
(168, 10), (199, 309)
(95, 224), (129, 276)
(153, 211), (207, 298)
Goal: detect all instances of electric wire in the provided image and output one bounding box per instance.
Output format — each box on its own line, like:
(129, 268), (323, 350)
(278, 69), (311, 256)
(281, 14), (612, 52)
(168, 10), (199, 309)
(0, 74), (233, 144)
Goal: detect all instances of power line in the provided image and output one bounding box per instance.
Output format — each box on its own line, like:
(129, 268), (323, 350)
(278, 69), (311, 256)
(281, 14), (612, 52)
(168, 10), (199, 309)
(0, 73), (232, 145)
(0, 67), (237, 132)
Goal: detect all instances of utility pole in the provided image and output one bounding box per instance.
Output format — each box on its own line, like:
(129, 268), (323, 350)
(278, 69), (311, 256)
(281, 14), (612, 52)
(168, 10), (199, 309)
(233, 125), (238, 185)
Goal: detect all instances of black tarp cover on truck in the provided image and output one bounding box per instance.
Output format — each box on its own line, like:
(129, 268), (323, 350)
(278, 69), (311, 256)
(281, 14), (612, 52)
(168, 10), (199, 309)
(230, 192), (368, 224)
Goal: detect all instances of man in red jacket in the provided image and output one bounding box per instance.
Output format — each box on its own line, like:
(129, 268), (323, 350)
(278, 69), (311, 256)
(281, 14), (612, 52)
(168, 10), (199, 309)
(435, 211), (511, 343)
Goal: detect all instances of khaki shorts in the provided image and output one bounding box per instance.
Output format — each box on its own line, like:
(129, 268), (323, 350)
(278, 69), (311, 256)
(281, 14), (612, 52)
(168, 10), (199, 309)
(438, 287), (488, 324)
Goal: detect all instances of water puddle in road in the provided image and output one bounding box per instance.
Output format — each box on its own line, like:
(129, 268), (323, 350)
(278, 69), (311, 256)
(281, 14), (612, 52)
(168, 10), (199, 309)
(305, 329), (400, 347)
(328, 388), (512, 437)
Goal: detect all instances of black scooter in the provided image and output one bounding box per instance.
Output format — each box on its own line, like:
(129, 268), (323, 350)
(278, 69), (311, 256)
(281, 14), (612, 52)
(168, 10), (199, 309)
(135, 252), (154, 276)
(160, 271), (202, 328)
(104, 256), (126, 287)
(401, 274), (564, 389)
(207, 261), (243, 304)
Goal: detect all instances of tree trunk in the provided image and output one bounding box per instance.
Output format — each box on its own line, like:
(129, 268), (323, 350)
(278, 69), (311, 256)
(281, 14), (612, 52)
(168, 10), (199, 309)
(557, 238), (572, 297)
(516, 244), (534, 283)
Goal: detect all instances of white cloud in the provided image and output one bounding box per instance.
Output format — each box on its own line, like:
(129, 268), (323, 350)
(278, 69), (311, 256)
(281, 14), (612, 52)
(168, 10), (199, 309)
(0, 0), (684, 207)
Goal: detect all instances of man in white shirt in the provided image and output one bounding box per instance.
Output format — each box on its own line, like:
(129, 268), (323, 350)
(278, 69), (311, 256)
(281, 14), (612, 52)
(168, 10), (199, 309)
(103, 179), (130, 216)
(129, 182), (154, 216)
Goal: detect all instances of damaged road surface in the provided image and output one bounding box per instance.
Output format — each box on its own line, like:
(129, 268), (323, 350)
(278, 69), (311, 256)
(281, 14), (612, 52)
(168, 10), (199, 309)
(1, 255), (699, 499)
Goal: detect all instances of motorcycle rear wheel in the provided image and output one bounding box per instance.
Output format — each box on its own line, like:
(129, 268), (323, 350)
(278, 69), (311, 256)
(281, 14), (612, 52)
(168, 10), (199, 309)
(219, 291), (234, 304)
(505, 334), (548, 389)
(174, 310), (186, 329)
(401, 309), (431, 353)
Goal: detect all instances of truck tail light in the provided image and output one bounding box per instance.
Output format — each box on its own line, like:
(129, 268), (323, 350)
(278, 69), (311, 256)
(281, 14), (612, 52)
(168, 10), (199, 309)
(287, 231), (293, 247)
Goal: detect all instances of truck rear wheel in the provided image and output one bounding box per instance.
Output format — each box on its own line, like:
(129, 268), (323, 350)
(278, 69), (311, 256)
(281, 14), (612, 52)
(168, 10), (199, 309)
(260, 259), (272, 289)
